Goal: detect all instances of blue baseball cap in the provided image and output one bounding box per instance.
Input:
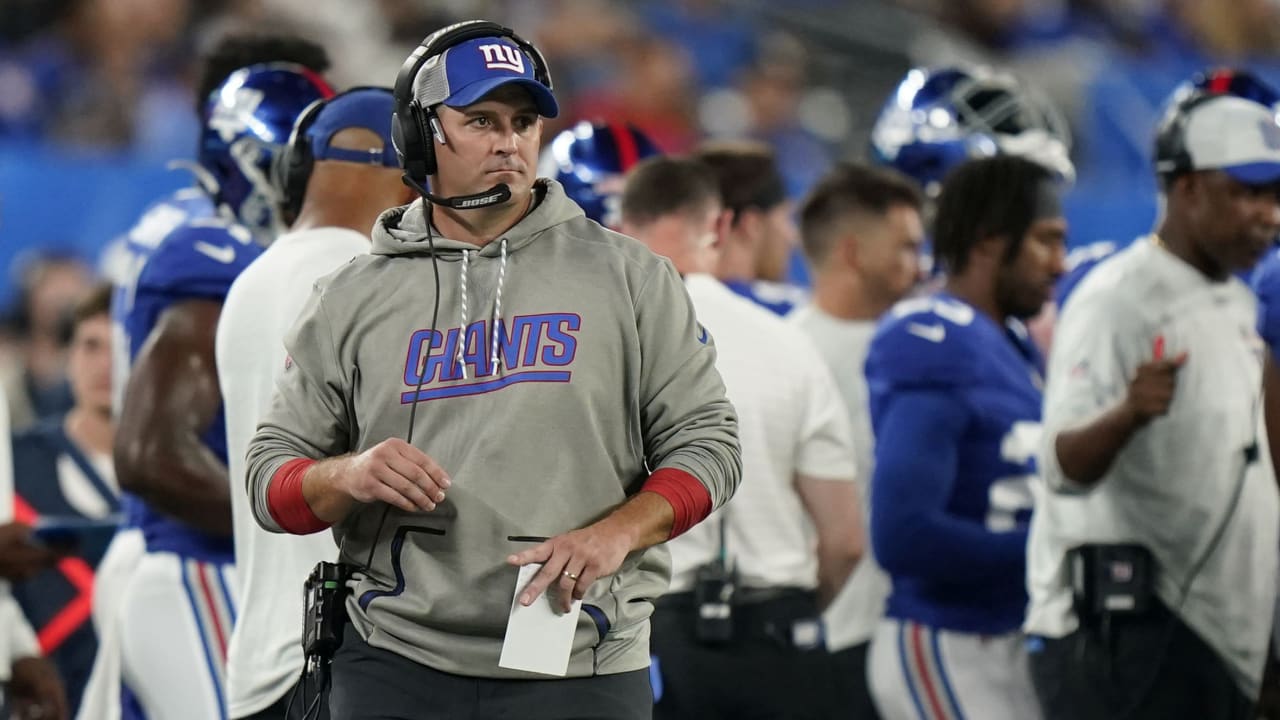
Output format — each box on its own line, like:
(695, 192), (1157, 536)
(413, 36), (558, 117)
(306, 87), (399, 167)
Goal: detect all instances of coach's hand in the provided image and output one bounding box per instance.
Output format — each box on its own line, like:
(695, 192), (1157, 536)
(0, 523), (62, 582)
(508, 520), (636, 614)
(1125, 335), (1187, 425)
(306, 438), (451, 523)
(343, 438), (451, 512)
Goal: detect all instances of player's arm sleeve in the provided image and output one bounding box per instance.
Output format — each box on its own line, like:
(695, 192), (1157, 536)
(1039, 285), (1145, 492)
(245, 286), (353, 533)
(870, 391), (1027, 583)
(635, 260), (741, 526)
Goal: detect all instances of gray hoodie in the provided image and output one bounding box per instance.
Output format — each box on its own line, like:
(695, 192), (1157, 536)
(246, 180), (741, 678)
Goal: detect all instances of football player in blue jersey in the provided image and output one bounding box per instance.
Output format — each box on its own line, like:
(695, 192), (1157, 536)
(99, 36), (334, 720)
(864, 155), (1066, 720)
(538, 120), (662, 229)
(870, 65), (1076, 348)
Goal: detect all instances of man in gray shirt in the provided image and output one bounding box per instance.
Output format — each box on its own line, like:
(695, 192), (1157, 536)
(1027, 68), (1280, 719)
(244, 21), (740, 720)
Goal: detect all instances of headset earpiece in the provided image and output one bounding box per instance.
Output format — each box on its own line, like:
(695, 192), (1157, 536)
(274, 97), (325, 222)
(428, 112), (447, 146)
(1155, 90), (1231, 180)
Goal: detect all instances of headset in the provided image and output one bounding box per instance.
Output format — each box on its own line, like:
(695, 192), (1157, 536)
(273, 86), (395, 221)
(391, 20), (552, 202)
(1154, 68), (1280, 179)
(273, 97), (326, 222)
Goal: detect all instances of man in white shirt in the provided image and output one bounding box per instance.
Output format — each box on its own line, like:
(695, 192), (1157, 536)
(1028, 70), (1280, 718)
(216, 86), (413, 720)
(788, 162), (925, 719)
(621, 156), (863, 720)
(695, 142), (810, 315)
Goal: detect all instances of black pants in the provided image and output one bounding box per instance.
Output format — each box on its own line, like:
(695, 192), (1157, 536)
(1029, 599), (1254, 720)
(651, 590), (832, 720)
(236, 677), (330, 720)
(329, 625), (652, 719)
(826, 641), (880, 720)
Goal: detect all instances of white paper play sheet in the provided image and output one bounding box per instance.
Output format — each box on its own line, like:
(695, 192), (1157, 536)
(499, 562), (582, 676)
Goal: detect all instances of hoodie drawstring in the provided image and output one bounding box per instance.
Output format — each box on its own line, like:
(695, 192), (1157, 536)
(455, 238), (509, 380)
(490, 238), (508, 372)
(456, 249), (471, 379)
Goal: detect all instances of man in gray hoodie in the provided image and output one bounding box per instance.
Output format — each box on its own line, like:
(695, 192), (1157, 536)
(244, 20), (741, 720)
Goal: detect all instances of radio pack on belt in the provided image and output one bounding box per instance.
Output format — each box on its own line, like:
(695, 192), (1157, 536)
(694, 559), (737, 645)
(1067, 544), (1155, 621)
(303, 561), (352, 660)
(694, 513), (737, 645)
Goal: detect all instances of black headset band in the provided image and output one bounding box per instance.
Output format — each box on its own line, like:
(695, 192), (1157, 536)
(1156, 90), (1224, 177)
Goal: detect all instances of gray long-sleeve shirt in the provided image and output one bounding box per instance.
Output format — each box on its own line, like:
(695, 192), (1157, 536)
(245, 180), (741, 678)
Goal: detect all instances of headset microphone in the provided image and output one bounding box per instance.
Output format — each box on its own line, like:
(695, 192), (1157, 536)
(401, 175), (513, 209)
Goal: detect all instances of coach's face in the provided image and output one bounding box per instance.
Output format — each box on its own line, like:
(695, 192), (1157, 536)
(1188, 170), (1280, 273)
(432, 84), (543, 208)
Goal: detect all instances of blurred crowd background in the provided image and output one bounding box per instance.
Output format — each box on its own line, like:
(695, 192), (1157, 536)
(3, 0), (1280, 427)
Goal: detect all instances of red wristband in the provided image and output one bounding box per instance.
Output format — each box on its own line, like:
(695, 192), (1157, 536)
(641, 467), (712, 539)
(266, 458), (329, 534)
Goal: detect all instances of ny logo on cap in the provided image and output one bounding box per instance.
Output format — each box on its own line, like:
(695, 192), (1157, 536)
(478, 44), (524, 73)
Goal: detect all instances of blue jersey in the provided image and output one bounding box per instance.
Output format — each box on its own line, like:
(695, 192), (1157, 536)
(1252, 247), (1280, 357)
(865, 294), (1043, 634)
(111, 188), (261, 561)
(1055, 240), (1118, 309)
(722, 278), (809, 316)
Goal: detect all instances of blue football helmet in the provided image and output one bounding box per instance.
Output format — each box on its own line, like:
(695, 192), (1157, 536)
(539, 121), (662, 227)
(197, 62), (334, 243)
(870, 66), (1074, 195)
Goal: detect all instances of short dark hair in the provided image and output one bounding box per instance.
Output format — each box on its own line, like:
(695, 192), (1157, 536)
(693, 141), (787, 222)
(57, 280), (111, 347)
(195, 34), (330, 114)
(621, 156), (722, 226)
(932, 155), (1055, 275)
(800, 163), (923, 265)
(73, 281), (111, 328)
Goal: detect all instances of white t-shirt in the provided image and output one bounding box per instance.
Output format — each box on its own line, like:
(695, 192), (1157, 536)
(216, 227), (368, 717)
(666, 275), (857, 593)
(788, 305), (888, 651)
(1027, 238), (1280, 698)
